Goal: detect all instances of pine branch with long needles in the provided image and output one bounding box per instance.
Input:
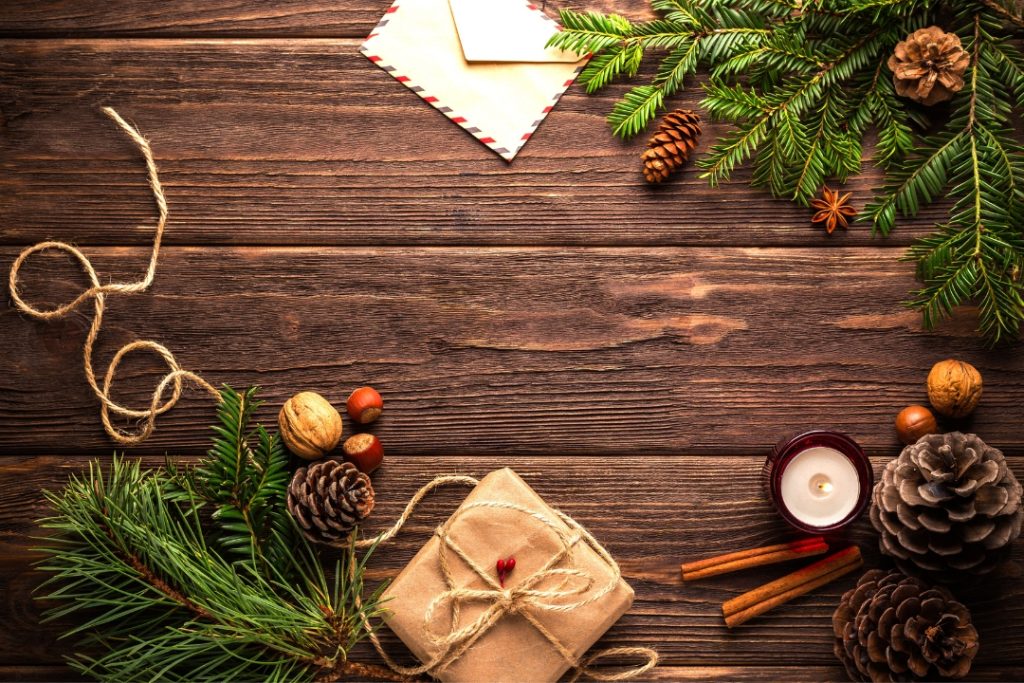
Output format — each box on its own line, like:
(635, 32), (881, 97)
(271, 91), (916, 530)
(36, 400), (399, 681)
(549, 0), (1024, 343)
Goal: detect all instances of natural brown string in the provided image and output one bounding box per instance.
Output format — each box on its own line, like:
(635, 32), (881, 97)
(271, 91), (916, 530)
(7, 107), (220, 445)
(354, 475), (659, 681)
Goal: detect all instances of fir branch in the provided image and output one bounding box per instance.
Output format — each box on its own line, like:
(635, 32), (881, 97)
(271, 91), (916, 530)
(178, 385), (294, 579)
(974, 0), (1024, 28)
(610, 85), (668, 137)
(866, 131), (966, 234)
(902, 13), (1024, 341)
(791, 87), (839, 202)
(556, 0), (1024, 341)
(700, 27), (884, 189)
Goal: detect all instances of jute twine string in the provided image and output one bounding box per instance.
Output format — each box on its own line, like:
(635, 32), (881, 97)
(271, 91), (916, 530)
(7, 108), (220, 445)
(353, 475), (658, 682)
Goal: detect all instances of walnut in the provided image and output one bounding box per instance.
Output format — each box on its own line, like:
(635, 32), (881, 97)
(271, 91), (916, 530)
(927, 359), (982, 418)
(278, 391), (343, 460)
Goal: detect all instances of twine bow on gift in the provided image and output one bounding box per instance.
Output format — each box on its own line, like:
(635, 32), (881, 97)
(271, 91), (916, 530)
(423, 501), (602, 669)
(354, 476), (659, 682)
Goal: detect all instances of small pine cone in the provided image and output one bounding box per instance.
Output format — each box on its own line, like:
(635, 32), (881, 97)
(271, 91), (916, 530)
(833, 569), (979, 682)
(888, 26), (970, 106)
(641, 109), (701, 183)
(871, 432), (1022, 579)
(287, 460), (375, 545)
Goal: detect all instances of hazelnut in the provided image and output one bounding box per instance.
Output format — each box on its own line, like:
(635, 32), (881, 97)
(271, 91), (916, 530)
(927, 359), (983, 418)
(347, 386), (384, 425)
(278, 391), (342, 460)
(342, 433), (384, 474)
(895, 405), (938, 444)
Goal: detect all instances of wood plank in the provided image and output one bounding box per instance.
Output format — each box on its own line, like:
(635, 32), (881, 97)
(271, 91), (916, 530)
(0, 39), (949, 247)
(2, 455), (1022, 674)
(3, 245), (1022, 456)
(0, 0), (652, 38)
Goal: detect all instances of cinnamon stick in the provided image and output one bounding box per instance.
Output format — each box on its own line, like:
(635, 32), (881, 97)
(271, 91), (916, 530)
(722, 546), (862, 628)
(724, 561), (861, 628)
(681, 537), (827, 581)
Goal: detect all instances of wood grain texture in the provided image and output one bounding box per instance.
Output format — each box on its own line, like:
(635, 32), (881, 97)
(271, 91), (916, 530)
(0, 39), (951, 247)
(2, 455), (1022, 677)
(0, 0), (653, 38)
(3, 246), (1023, 456)
(3, 2), (1024, 675)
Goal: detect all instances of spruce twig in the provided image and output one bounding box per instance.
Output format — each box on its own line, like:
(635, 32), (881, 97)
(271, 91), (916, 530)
(174, 385), (294, 581)
(974, 0), (1024, 29)
(550, 0), (1024, 342)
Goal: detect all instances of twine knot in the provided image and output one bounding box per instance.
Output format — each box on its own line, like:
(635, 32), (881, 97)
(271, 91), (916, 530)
(498, 590), (518, 613)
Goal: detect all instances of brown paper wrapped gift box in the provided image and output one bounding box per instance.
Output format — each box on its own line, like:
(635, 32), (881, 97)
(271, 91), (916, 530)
(382, 468), (636, 682)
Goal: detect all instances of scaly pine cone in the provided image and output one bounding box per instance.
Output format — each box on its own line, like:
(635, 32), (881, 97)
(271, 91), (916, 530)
(287, 460), (375, 545)
(833, 569), (978, 682)
(888, 26), (970, 106)
(871, 432), (1022, 578)
(641, 109), (702, 183)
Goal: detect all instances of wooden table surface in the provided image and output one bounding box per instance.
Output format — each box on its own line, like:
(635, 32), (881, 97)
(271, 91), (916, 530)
(3, 2), (1024, 681)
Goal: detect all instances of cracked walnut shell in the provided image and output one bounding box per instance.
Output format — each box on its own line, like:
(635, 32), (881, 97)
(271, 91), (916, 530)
(278, 391), (343, 460)
(927, 359), (982, 418)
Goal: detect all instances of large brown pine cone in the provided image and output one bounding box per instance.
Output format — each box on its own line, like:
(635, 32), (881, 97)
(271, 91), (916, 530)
(287, 459), (375, 545)
(888, 26), (970, 106)
(641, 109), (702, 183)
(871, 432), (1022, 578)
(833, 569), (978, 682)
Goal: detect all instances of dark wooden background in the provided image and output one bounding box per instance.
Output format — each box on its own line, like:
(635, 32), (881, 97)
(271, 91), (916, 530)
(2, 1), (1024, 680)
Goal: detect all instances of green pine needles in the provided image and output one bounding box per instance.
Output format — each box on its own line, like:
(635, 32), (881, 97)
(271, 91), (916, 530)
(549, 0), (1024, 343)
(36, 386), (396, 682)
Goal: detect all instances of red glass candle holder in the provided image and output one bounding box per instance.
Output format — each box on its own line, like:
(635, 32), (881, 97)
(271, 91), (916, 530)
(763, 430), (874, 534)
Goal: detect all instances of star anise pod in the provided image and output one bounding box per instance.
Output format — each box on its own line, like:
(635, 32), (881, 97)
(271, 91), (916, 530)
(811, 186), (857, 235)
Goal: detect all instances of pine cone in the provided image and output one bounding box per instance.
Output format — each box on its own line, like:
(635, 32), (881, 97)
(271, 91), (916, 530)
(871, 432), (1022, 578)
(833, 569), (979, 682)
(287, 460), (375, 545)
(888, 26), (970, 106)
(641, 109), (702, 183)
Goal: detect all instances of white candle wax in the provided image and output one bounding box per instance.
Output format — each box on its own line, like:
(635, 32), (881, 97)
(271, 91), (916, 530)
(779, 446), (860, 528)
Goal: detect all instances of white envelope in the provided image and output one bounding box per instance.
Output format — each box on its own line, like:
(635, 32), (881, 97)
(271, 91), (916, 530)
(360, 0), (588, 161)
(448, 0), (581, 62)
